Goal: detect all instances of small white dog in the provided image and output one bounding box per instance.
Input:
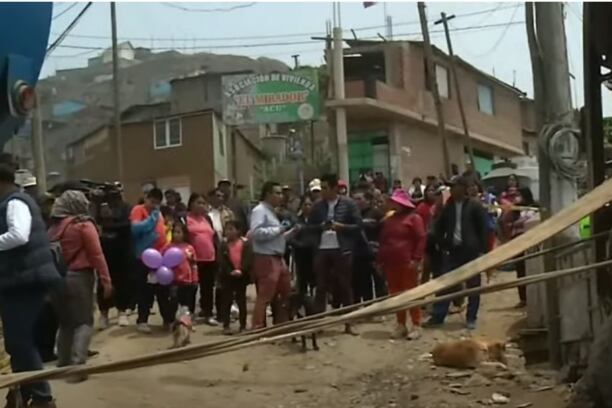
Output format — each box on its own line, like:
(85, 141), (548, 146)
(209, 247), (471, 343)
(170, 306), (192, 349)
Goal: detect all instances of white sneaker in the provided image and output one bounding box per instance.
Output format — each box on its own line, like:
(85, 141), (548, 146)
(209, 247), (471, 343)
(118, 314), (130, 327)
(125, 309), (134, 316)
(407, 327), (422, 341)
(98, 315), (110, 331)
(266, 306), (273, 317)
(206, 317), (219, 327)
(137, 323), (152, 334)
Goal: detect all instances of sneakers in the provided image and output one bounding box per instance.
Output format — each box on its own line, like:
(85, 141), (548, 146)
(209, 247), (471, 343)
(344, 323), (359, 336)
(136, 323), (152, 334)
(422, 318), (444, 329)
(28, 400), (57, 408)
(118, 313), (130, 327)
(390, 324), (408, 339)
(466, 321), (477, 331)
(407, 326), (422, 340)
(98, 314), (110, 331)
(205, 317), (219, 327)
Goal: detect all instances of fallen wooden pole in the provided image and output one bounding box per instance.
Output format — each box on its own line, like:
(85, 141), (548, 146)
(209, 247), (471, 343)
(1, 259), (611, 388)
(4, 178), (612, 387)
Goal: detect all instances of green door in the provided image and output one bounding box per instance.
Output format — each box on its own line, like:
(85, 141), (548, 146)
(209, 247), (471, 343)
(348, 131), (390, 186)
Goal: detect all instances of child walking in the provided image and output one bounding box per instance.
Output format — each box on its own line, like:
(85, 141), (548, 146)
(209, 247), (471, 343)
(218, 221), (251, 335)
(166, 222), (199, 314)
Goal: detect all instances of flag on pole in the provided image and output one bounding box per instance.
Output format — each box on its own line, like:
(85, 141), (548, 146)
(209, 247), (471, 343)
(363, 2), (377, 8)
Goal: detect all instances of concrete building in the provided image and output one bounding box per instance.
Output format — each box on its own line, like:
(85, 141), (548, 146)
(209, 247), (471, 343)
(327, 40), (532, 185)
(65, 105), (265, 203)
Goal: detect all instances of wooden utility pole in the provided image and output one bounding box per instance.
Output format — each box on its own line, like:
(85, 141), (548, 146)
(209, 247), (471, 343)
(111, 2), (124, 182)
(435, 12), (476, 168)
(418, 2), (452, 177)
(31, 94), (47, 192)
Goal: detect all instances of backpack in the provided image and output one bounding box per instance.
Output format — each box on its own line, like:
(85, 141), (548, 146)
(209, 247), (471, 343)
(49, 218), (81, 277)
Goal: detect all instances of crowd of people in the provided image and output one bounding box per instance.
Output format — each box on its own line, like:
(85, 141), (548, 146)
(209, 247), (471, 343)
(0, 162), (538, 407)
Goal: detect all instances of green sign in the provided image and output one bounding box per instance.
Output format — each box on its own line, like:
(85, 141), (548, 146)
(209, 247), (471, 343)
(222, 69), (320, 125)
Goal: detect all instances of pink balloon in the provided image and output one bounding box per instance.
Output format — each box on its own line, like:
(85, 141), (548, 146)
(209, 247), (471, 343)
(156, 266), (174, 286)
(163, 247), (185, 268)
(142, 248), (162, 269)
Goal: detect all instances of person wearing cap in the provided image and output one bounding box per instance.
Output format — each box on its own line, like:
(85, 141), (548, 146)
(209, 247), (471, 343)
(425, 175), (488, 330)
(0, 164), (60, 407)
(378, 189), (426, 339)
(308, 178), (322, 202)
(307, 174), (361, 335)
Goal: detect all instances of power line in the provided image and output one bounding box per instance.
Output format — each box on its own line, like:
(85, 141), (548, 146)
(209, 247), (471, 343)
(52, 2), (78, 20)
(160, 2), (256, 13)
(50, 3), (519, 43)
(471, 3), (521, 58)
(46, 2), (93, 56)
(55, 20), (526, 52)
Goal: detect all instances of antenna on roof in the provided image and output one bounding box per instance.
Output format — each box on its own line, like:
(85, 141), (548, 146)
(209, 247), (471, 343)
(351, 29), (358, 40)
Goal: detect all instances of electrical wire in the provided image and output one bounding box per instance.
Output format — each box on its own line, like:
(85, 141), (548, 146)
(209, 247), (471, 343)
(160, 2), (256, 13)
(54, 20), (526, 52)
(52, 2), (78, 20)
(471, 3), (521, 58)
(539, 123), (582, 179)
(46, 2), (93, 56)
(50, 3), (519, 43)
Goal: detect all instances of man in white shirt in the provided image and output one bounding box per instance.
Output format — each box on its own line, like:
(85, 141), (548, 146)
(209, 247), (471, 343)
(0, 164), (60, 407)
(207, 188), (235, 239)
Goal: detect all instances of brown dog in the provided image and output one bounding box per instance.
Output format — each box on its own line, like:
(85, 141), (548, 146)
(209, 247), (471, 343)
(432, 339), (507, 369)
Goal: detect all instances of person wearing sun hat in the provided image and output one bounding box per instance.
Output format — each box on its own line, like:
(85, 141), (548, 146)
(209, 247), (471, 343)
(377, 189), (426, 340)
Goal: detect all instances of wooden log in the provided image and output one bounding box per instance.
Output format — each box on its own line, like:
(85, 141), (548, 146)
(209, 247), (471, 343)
(3, 177), (612, 387)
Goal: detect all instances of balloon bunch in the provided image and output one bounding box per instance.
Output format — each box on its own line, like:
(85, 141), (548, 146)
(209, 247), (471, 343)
(141, 247), (185, 286)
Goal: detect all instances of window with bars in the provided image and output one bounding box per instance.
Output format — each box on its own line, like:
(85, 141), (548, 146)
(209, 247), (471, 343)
(153, 118), (182, 149)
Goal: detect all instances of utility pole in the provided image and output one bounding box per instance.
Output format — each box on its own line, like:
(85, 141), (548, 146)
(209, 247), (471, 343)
(527, 2), (577, 369)
(31, 94), (46, 192)
(418, 2), (452, 177)
(383, 3), (393, 40)
(435, 12), (476, 168)
(332, 2), (349, 183)
(291, 54), (300, 70)
(111, 2), (124, 182)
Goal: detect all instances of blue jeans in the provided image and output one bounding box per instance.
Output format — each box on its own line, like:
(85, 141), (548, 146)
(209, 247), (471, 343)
(431, 247), (481, 324)
(0, 288), (53, 403)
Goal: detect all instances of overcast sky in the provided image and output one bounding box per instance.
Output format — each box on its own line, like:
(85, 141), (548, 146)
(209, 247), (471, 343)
(44, 1), (611, 115)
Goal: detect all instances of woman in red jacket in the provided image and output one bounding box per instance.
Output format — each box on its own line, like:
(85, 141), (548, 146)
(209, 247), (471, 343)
(48, 190), (112, 379)
(378, 189), (426, 340)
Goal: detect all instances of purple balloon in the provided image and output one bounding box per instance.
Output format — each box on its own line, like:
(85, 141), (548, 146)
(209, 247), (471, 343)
(163, 247), (185, 268)
(156, 266), (174, 286)
(142, 248), (163, 269)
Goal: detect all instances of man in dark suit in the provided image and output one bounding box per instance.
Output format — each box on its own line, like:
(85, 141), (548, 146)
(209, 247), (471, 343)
(425, 176), (488, 330)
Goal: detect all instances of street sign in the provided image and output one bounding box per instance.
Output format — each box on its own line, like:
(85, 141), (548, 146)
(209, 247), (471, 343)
(221, 69), (320, 125)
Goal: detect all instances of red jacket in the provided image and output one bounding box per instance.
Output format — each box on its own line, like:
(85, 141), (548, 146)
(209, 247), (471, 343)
(165, 243), (199, 285)
(377, 211), (426, 266)
(415, 201), (435, 232)
(48, 217), (112, 287)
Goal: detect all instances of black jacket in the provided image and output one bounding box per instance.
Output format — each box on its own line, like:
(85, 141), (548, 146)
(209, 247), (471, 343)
(217, 239), (252, 287)
(0, 191), (61, 292)
(433, 197), (488, 256)
(307, 196), (362, 253)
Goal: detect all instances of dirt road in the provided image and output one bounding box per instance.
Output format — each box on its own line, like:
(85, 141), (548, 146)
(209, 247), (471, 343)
(51, 273), (568, 408)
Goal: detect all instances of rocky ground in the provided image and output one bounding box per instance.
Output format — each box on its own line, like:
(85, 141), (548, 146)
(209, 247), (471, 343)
(49, 272), (569, 408)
